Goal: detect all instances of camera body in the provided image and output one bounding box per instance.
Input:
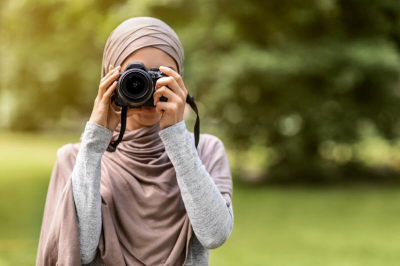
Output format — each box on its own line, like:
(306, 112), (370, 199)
(111, 62), (169, 108)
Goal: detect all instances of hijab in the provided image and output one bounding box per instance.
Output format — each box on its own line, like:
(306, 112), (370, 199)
(102, 16), (184, 78)
(36, 17), (233, 266)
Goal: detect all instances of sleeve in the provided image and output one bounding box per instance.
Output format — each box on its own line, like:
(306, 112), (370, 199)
(71, 121), (113, 264)
(158, 120), (234, 250)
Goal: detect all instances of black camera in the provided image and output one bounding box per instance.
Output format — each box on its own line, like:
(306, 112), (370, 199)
(111, 62), (169, 108)
(106, 61), (200, 153)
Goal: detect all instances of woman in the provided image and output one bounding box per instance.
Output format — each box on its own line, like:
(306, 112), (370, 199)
(36, 17), (233, 266)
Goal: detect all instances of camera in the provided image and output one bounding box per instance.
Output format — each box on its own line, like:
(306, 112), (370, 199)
(106, 61), (200, 153)
(111, 62), (169, 108)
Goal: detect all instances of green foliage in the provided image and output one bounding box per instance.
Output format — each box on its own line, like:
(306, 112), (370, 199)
(1, 0), (400, 182)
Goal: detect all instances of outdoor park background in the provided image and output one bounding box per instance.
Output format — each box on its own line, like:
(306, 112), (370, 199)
(1, 0), (400, 265)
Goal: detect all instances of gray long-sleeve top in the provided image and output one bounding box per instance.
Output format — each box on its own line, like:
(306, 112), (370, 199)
(71, 120), (234, 265)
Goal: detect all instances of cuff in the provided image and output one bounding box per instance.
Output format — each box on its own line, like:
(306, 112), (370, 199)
(81, 121), (114, 154)
(158, 120), (187, 136)
(158, 120), (188, 148)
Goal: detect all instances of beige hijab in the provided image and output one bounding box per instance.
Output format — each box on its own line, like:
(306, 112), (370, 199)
(36, 17), (233, 266)
(102, 16), (184, 78)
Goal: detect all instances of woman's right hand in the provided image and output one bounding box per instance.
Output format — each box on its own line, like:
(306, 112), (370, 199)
(89, 64), (143, 131)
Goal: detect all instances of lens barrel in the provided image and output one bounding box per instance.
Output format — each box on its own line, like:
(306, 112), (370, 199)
(118, 68), (153, 106)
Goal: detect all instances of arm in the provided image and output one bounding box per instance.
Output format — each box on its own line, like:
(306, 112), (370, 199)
(158, 120), (234, 249)
(71, 121), (113, 264)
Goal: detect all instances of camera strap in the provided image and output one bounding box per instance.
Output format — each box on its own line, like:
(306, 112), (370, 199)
(106, 93), (200, 153)
(186, 94), (200, 149)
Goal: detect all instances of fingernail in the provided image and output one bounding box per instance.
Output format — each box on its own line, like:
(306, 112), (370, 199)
(159, 66), (166, 69)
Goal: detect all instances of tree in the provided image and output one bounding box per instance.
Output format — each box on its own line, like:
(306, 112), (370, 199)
(1, 0), (400, 183)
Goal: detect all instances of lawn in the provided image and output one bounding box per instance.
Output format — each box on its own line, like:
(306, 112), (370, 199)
(0, 130), (399, 266)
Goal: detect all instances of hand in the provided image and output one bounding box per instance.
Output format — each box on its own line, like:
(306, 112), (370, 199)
(89, 64), (143, 131)
(153, 66), (188, 130)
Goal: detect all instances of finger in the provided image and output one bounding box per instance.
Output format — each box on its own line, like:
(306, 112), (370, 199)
(153, 86), (181, 106)
(155, 104), (164, 116)
(155, 101), (177, 116)
(155, 76), (185, 101)
(110, 109), (122, 126)
(159, 66), (186, 92)
(99, 70), (119, 97)
(127, 107), (143, 117)
(98, 69), (120, 98)
(111, 100), (121, 112)
(108, 103), (117, 117)
(101, 65), (115, 83)
(100, 65), (121, 84)
(101, 81), (117, 104)
(109, 103), (118, 115)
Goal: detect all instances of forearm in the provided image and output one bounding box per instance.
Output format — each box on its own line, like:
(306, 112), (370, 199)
(71, 121), (112, 264)
(159, 120), (234, 249)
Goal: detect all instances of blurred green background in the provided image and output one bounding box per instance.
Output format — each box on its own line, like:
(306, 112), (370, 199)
(1, 0), (400, 265)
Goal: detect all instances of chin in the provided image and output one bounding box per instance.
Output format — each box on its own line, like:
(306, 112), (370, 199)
(137, 113), (161, 125)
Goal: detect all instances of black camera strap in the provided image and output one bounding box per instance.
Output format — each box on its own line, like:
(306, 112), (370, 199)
(106, 94), (200, 153)
(106, 106), (127, 152)
(186, 94), (200, 148)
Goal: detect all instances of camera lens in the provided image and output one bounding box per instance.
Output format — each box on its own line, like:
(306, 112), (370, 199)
(118, 68), (153, 106)
(126, 75), (145, 95)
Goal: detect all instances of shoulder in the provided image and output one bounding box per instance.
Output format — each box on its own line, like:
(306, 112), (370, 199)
(56, 142), (80, 161)
(187, 131), (226, 152)
(48, 143), (81, 184)
(187, 131), (229, 167)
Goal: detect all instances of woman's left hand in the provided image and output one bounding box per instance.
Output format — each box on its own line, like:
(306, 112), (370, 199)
(154, 66), (188, 130)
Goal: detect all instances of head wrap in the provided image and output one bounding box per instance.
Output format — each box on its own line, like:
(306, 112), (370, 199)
(101, 16), (184, 78)
(36, 17), (233, 265)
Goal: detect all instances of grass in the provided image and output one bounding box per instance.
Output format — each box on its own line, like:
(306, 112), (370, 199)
(210, 186), (400, 266)
(1, 130), (400, 266)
